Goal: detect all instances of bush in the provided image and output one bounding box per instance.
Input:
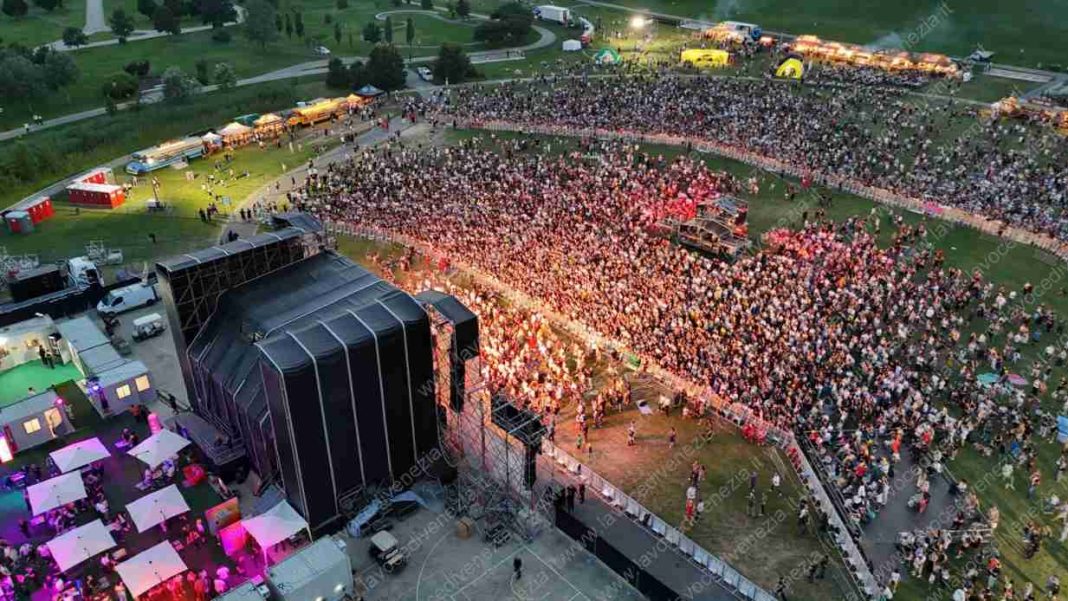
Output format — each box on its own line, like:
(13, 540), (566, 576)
(101, 72), (140, 100)
(335, 0), (347, 7)
(212, 28), (231, 42)
(123, 59), (151, 77)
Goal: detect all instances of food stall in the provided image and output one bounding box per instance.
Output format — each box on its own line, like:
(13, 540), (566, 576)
(680, 48), (731, 69)
(787, 34), (960, 78)
(219, 122), (255, 147)
(253, 113), (285, 138)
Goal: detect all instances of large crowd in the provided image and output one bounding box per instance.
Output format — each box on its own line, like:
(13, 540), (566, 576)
(288, 90), (1068, 596)
(430, 75), (1068, 242)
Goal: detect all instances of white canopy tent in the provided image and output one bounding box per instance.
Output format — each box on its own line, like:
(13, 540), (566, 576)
(126, 484), (190, 532)
(27, 471), (87, 515)
(242, 500), (310, 563)
(116, 541), (188, 598)
(50, 437), (110, 473)
(127, 429), (190, 470)
(46, 519), (116, 573)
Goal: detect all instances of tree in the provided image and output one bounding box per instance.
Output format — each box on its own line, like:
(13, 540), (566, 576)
(473, 5), (532, 48)
(283, 12), (292, 37)
(213, 61), (236, 89)
(136, 0), (156, 18)
(243, 0), (277, 49)
(34, 0), (58, 12)
(362, 20), (381, 43)
(405, 16), (415, 60)
(104, 94), (118, 116)
(433, 42), (475, 84)
(456, 0), (469, 18)
(109, 9), (136, 43)
(365, 43), (405, 90)
(161, 66), (198, 100)
(335, 0), (346, 7)
(324, 57), (349, 88)
(419, 0), (431, 8)
(152, 5), (181, 34)
(294, 11), (303, 37)
(333, 21), (341, 45)
(194, 58), (210, 84)
(274, 12), (281, 31)
(383, 16), (392, 43)
(1, 0), (28, 17)
(62, 27), (88, 47)
(42, 51), (78, 90)
(102, 71), (139, 100)
(0, 55), (45, 106)
(163, 0), (181, 17)
(198, 0), (234, 26)
(123, 59), (151, 77)
(348, 60), (367, 89)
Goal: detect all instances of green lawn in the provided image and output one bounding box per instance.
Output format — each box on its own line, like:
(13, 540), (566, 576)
(0, 2), (87, 48)
(0, 360), (82, 407)
(0, 137), (329, 268)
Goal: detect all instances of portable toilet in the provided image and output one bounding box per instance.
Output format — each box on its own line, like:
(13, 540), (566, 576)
(5, 211), (34, 234)
(24, 196), (54, 224)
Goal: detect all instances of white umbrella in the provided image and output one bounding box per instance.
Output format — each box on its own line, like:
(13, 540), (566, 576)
(50, 437), (110, 473)
(27, 472), (87, 515)
(125, 484), (190, 532)
(115, 541), (187, 598)
(46, 519), (117, 573)
(127, 430), (190, 470)
(243, 500), (310, 563)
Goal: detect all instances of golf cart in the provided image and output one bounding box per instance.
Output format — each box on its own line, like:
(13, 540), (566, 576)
(132, 313), (166, 341)
(368, 531), (407, 571)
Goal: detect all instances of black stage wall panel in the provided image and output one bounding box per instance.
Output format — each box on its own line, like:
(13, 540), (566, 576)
(381, 293), (438, 464)
(259, 362), (304, 517)
(354, 303), (417, 476)
(335, 313), (392, 484)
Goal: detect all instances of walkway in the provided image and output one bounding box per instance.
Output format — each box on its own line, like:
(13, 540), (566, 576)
(48, 5), (245, 51)
(84, 0), (107, 35)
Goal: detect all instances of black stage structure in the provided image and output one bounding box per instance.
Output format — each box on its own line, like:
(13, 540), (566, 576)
(156, 216), (473, 533)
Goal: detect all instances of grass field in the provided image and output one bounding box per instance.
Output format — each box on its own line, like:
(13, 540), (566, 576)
(0, 2), (87, 48)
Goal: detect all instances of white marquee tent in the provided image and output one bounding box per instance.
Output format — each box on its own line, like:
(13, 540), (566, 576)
(243, 500), (310, 559)
(46, 519), (116, 573)
(50, 437), (110, 473)
(27, 471), (87, 515)
(126, 484), (190, 532)
(127, 429), (190, 470)
(116, 541), (188, 598)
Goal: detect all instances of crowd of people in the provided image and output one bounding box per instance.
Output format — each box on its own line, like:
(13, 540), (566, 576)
(288, 124), (1068, 597)
(430, 75), (1068, 242)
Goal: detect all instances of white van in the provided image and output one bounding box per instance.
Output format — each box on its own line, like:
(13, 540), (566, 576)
(97, 282), (158, 316)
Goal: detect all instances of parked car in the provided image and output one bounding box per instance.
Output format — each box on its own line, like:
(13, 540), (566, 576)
(417, 66), (433, 82)
(368, 531), (407, 571)
(314, 46), (331, 56)
(97, 282), (158, 316)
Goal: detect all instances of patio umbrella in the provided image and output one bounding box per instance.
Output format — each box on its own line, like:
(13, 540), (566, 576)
(127, 429), (190, 470)
(46, 519), (116, 573)
(1007, 373), (1028, 386)
(115, 541), (187, 599)
(242, 500), (310, 564)
(27, 471), (87, 515)
(125, 484), (190, 532)
(50, 437), (110, 473)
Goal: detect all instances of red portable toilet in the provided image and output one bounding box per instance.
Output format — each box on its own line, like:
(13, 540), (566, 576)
(24, 196), (53, 224)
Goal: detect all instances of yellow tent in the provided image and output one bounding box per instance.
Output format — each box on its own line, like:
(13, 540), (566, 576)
(680, 48), (731, 69)
(775, 56), (805, 79)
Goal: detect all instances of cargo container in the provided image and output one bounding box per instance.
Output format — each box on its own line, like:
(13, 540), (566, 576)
(126, 137), (206, 175)
(66, 183), (126, 208)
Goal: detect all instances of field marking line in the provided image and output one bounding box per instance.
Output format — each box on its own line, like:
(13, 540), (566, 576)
(520, 543), (591, 600)
(449, 546), (523, 598)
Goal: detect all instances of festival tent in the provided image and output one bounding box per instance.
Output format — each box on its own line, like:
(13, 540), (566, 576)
(202, 132), (223, 145)
(242, 500), (311, 563)
(354, 84), (384, 98)
(46, 520), (117, 573)
(775, 54), (805, 79)
(116, 541), (188, 598)
(126, 484), (190, 532)
(127, 429), (190, 469)
(27, 471), (87, 515)
(562, 39), (583, 52)
(50, 437), (110, 473)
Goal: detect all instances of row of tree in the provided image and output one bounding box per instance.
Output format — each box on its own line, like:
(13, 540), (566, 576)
(0, 44), (78, 109)
(1, 0), (63, 18)
(324, 42), (477, 91)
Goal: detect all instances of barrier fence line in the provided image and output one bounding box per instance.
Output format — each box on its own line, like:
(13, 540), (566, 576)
(324, 220), (875, 599)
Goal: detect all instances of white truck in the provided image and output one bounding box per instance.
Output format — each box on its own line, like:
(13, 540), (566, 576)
(97, 282), (158, 316)
(534, 5), (571, 25)
(67, 256), (103, 287)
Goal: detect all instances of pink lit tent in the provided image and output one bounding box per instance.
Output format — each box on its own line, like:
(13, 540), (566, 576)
(46, 519), (116, 573)
(27, 471), (87, 515)
(241, 500), (310, 563)
(50, 437), (110, 473)
(115, 541), (187, 598)
(125, 484), (190, 532)
(127, 429), (190, 469)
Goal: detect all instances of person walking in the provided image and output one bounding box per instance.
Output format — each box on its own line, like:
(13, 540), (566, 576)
(513, 556), (523, 581)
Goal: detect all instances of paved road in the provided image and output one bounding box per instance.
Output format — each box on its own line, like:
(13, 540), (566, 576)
(84, 0), (107, 34)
